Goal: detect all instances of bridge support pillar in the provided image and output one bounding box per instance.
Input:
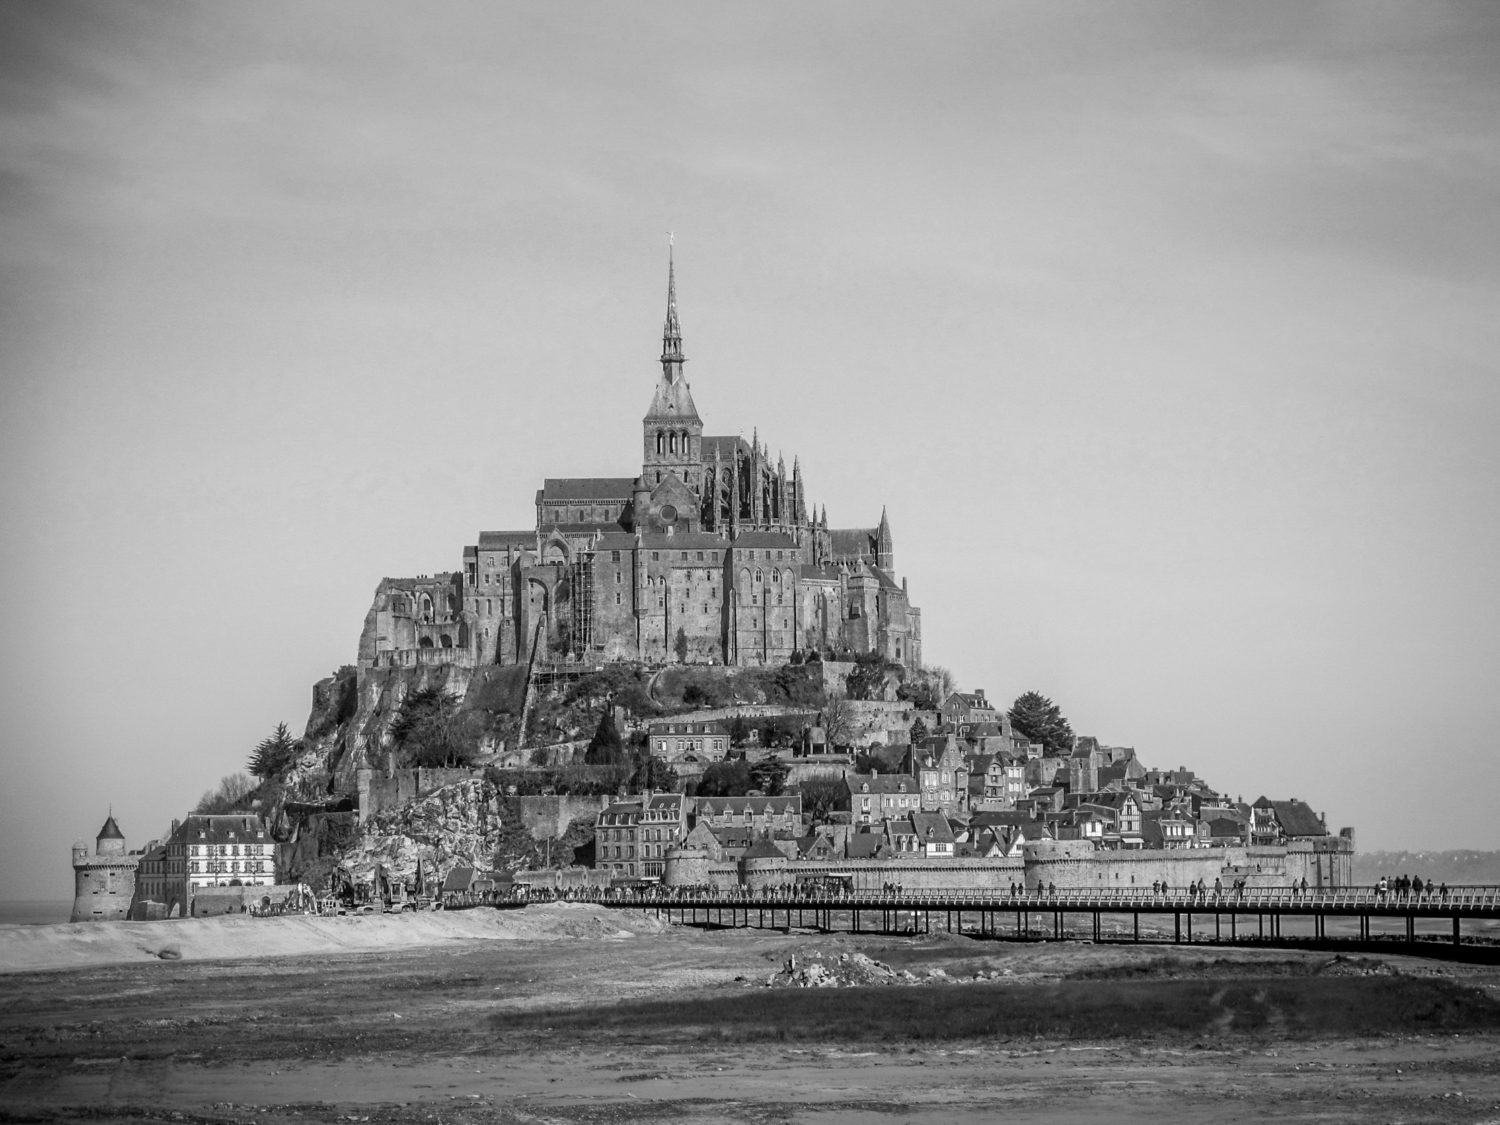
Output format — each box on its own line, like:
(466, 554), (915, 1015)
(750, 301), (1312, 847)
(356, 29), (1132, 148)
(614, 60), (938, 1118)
(1454, 916), (1461, 947)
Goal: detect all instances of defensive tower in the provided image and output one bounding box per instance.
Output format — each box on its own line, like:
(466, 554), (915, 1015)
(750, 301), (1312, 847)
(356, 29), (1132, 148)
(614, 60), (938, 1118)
(70, 811), (139, 923)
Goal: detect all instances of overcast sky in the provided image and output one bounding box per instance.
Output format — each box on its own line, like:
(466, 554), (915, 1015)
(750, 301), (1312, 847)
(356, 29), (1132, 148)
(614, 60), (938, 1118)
(3, 2), (1498, 900)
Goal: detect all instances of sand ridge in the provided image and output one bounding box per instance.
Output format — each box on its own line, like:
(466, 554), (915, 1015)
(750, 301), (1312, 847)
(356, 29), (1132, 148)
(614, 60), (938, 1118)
(0, 902), (668, 973)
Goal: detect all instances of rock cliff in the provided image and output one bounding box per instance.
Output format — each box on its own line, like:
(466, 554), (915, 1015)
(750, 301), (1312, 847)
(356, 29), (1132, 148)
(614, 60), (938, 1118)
(340, 777), (507, 885)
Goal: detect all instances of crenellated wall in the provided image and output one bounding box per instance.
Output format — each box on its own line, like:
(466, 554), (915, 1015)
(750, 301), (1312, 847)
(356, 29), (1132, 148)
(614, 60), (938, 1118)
(661, 839), (1347, 893)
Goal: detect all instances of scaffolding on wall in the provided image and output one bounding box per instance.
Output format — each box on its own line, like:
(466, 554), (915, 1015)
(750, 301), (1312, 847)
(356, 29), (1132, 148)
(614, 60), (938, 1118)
(571, 557), (594, 654)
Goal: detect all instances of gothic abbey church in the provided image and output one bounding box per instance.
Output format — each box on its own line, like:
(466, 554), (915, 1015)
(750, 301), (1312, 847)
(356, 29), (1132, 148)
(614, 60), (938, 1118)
(358, 255), (921, 672)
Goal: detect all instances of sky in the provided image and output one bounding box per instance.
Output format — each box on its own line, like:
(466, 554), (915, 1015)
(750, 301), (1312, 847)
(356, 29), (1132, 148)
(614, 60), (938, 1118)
(2, 1), (1498, 900)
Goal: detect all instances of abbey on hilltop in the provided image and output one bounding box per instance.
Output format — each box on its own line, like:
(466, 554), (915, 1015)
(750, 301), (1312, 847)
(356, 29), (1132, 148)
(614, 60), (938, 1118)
(358, 253), (920, 671)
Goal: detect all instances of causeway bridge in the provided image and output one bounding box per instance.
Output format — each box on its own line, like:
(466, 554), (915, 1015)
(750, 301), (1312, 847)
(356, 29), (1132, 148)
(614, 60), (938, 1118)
(586, 886), (1500, 962)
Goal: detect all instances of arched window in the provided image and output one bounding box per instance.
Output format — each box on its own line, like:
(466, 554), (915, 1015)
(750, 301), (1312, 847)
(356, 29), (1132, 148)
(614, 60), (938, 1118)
(656, 431), (664, 454)
(668, 432), (677, 454)
(419, 594), (433, 622)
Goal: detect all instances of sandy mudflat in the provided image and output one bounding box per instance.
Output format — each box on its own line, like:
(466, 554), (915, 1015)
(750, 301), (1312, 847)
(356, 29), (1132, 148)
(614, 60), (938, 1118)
(2, 904), (1500, 1124)
(0, 903), (641, 974)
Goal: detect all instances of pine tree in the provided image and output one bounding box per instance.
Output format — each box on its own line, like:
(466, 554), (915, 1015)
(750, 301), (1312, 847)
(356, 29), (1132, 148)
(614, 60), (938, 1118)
(585, 707), (625, 765)
(1007, 691), (1074, 756)
(248, 722), (299, 779)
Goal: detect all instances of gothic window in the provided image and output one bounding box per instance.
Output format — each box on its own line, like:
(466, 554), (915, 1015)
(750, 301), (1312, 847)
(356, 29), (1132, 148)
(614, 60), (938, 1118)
(656, 432), (664, 454)
(755, 569), (762, 583)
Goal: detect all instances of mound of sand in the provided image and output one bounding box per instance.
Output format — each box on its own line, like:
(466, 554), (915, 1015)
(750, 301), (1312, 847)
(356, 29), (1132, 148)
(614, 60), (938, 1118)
(0, 903), (669, 974)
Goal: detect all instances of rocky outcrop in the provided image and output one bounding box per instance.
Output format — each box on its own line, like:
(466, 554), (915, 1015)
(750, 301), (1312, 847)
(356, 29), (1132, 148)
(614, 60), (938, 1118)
(341, 777), (507, 885)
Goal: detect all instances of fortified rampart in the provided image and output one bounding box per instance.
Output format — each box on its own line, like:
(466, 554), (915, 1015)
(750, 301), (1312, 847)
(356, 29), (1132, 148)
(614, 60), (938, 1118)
(663, 838), (1349, 894)
(70, 815), (139, 923)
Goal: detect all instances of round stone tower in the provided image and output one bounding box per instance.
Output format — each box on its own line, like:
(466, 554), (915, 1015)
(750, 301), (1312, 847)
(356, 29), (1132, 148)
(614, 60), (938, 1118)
(70, 812), (139, 923)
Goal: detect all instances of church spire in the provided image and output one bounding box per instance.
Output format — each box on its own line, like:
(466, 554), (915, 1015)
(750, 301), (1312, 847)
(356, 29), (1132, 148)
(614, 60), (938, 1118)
(661, 237), (685, 382)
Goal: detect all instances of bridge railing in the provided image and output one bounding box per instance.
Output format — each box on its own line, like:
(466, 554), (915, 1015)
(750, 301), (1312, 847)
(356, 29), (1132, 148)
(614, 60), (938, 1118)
(478, 885), (1500, 912)
(584, 885), (1500, 911)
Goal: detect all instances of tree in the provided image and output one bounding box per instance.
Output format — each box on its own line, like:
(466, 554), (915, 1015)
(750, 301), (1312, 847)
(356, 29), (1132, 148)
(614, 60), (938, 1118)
(697, 758), (751, 797)
(822, 693), (856, 750)
(924, 664), (956, 699)
(798, 777), (846, 823)
(194, 772), (257, 815)
(728, 714), (751, 746)
(749, 754), (789, 796)
(1008, 691), (1074, 756)
(585, 708), (625, 765)
(760, 716), (800, 749)
(845, 652), (898, 701)
(630, 753), (679, 792)
(390, 688), (474, 768)
(247, 722), (300, 779)
(908, 715), (930, 746)
(674, 627), (689, 664)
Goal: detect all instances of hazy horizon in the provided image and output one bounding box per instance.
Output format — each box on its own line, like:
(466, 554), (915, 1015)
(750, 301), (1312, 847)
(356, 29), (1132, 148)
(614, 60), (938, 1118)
(3, 2), (1498, 899)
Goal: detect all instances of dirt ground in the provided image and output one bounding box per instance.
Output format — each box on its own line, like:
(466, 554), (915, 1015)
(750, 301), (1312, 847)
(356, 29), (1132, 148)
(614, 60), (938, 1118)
(3, 904), (1500, 1124)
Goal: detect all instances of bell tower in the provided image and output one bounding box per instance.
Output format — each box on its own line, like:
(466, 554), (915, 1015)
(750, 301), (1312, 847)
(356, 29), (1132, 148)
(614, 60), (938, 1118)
(642, 240), (704, 492)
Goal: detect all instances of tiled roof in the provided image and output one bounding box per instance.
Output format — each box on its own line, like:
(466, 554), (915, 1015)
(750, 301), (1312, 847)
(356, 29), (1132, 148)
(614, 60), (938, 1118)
(174, 815), (269, 845)
(97, 815), (125, 841)
(911, 811), (955, 843)
(1254, 797), (1326, 837)
(539, 478), (638, 501)
(695, 796), (802, 816)
(477, 531), (536, 551)
(701, 435), (752, 461)
(799, 564), (843, 582)
(593, 531), (732, 550)
(742, 837), (787, 861)
(846, 774), (917, 795)
(651, 721), (730, 736)
(828, 528), (876, 557)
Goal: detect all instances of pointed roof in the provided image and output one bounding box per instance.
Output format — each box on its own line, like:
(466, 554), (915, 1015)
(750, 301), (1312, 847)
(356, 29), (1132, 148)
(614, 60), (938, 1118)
(663, 239), (682, 349)
(97, 814), (124, 841)
(648, 241), (700, 423)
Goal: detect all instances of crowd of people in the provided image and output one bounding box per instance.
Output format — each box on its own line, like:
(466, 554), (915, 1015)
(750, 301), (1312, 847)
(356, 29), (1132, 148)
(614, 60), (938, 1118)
(1376, 874), (1448, 899)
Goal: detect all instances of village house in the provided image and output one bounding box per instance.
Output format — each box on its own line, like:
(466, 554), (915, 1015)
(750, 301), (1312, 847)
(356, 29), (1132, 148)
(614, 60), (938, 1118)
(910, 811), (956, 858)
(1250, 797), (1330, 846)
(915, 737), (968, 816)
(649, 720), (730, 762)
(164, 814), (276, 909)
(938, 690), (999, 731)
(595, 793), (689, 880)
(845, 772), (922, 825)
(693, 795), (803, 837)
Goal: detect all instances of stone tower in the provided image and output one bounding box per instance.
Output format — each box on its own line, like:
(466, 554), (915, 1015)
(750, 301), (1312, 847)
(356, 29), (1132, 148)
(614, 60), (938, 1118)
(640, 244), (704, 492)
(70, 812), (139, 923)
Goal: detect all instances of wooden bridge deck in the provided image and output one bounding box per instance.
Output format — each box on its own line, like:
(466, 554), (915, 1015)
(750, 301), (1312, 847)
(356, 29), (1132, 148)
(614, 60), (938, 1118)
(580, 887), (1500, 961)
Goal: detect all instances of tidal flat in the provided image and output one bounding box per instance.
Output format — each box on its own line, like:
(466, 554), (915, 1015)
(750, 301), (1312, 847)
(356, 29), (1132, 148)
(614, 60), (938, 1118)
(2, 903), (1499, 1124)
